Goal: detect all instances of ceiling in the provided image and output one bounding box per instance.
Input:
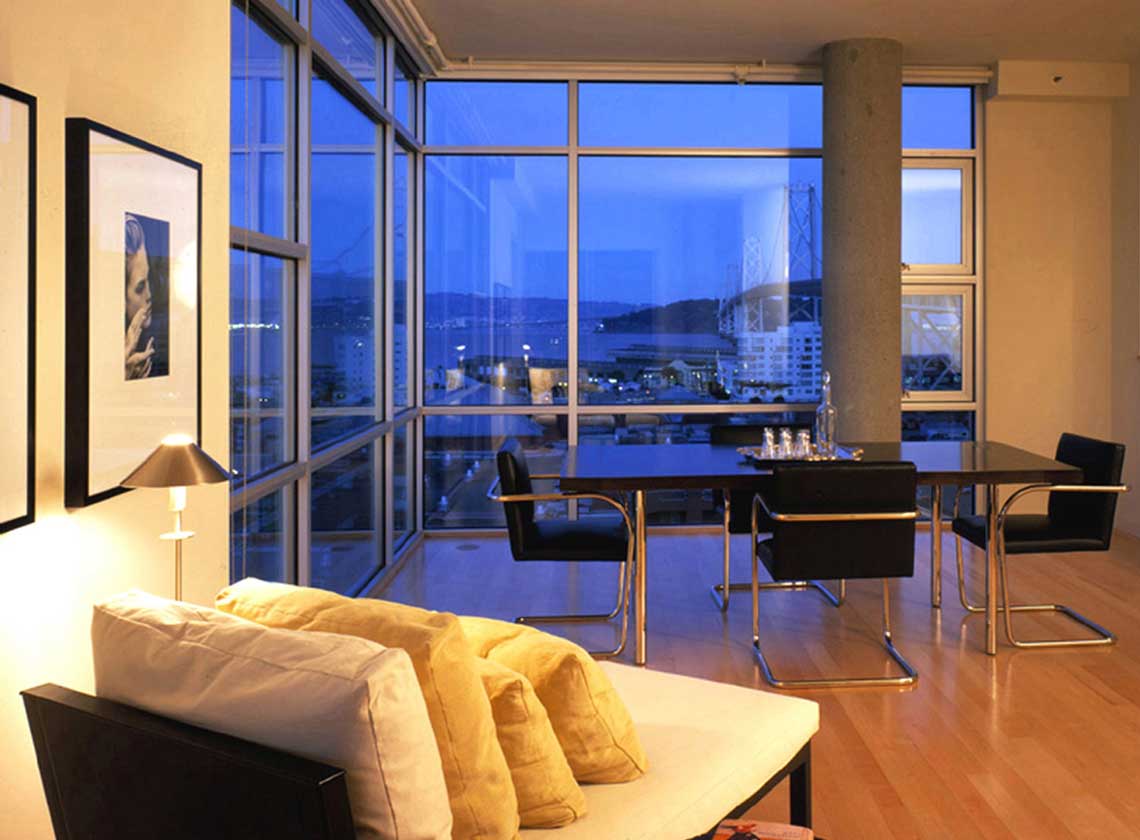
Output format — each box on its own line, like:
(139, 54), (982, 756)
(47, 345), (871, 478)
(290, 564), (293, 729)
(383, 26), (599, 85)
(410, 0), (1140, 67)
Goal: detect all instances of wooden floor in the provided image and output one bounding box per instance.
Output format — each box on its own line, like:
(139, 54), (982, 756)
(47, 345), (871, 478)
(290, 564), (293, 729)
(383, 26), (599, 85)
(378, 528), (1140, 839)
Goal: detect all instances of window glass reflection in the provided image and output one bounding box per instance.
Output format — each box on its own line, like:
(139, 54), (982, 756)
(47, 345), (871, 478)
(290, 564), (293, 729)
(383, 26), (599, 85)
(424, 414), (565, 529)
(230, 5), (291, 238)
(579, 157), (823, 406)
(902, 294), (964, 393)
(579, 83), (822, 148)
(231, 250), (293, 480)
(311, 75), (381, 448)
(231, 487), (293, 583)
(426, 82), (567, 146)
(902, 168), (963, 266)
(903, 86), (973, 150)
(311, 444), (382, 593)
(312, 0), (382, 96)
(425, 156), (568, 406)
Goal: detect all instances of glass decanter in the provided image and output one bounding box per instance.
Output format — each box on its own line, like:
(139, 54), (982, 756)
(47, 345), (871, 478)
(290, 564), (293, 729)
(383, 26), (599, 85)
(815, 370), (838, 457)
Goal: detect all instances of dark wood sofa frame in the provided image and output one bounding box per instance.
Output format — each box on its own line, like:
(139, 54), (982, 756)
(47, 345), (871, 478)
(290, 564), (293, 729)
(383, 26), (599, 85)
(22, 683), (812, 840)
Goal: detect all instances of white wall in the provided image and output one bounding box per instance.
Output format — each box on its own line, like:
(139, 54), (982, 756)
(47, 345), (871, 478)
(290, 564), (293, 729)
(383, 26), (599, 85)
(985, 95), (1116, 509)
(1111, 62), (1140, 535)
(0, 2), (229, 836)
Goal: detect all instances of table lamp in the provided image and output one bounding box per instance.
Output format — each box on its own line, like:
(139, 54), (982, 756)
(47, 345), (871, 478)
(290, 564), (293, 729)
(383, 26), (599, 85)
(121, 433), (230, 600)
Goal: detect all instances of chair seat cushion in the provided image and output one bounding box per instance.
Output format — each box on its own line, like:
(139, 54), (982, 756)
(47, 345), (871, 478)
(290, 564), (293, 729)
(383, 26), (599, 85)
(952, 514), (1109, 554)
(518, 514), (628, 562)
(519, 662), (819, 840)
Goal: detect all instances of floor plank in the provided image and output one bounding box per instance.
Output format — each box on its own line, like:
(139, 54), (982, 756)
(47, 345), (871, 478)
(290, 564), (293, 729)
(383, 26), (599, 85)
(376, 528), (1140, 839)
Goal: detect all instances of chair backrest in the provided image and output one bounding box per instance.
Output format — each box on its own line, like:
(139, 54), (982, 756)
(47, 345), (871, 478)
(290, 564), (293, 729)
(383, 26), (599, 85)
(1050, 433), (1126, 545)
(763, 462), (918, 581)
(496, 438), (536, 557)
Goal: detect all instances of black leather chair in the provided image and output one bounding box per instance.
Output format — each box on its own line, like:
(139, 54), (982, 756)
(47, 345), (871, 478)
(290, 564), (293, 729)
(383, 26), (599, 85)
(951, 432), (1129, 648)
(750, 462), (919, 688)
(491, 438), (633, 658)
(709, 423), (845, 612)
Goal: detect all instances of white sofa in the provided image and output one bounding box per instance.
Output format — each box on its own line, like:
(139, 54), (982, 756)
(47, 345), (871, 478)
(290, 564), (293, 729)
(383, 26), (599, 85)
(522, 662), (818, 840)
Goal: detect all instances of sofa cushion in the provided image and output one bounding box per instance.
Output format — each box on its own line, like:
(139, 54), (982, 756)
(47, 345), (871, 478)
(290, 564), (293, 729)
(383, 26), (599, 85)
(460, 615), (647, 783)
(520, 662), (819, 840)
(91, 591), (451, 840)
(474, 658), (587, 828)
(217, 579), (519, 840)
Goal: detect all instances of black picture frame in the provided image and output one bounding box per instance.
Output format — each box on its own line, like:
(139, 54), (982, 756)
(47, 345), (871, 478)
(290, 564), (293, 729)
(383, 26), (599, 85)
(0, 83), (36, 534)
(64, 118), (202, 508)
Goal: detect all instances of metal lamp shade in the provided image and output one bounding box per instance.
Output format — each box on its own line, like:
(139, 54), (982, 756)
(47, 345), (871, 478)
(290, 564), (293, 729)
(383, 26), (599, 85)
(121, 439), (230, 489)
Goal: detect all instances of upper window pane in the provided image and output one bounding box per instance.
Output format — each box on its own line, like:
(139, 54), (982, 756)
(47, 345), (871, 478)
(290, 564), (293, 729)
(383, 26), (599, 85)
(311, 75), (381, 448)
(902, 167), (963, 267)
(903, 86), (973, 150)
(394, 57), (415, 131)
(579, 156), (823, 405)
(230, 4), (291, 238)
(426, 82), (568, 146)
(425, 156), (568, 406)
(312, 0), (382, 96)
(579, 83), (822, 148)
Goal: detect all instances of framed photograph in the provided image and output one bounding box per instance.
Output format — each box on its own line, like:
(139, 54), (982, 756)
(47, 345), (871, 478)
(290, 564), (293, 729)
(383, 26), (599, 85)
(0, 83), (36, 532)
(65, 119), (201, 508)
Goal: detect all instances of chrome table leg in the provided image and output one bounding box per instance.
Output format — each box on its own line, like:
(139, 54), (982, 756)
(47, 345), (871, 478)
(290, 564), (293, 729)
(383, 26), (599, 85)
(634, 489), (648, 666)
(930, 484), (942, 608)
(985, 483), (999, 655)
(710, 490), (732, 611)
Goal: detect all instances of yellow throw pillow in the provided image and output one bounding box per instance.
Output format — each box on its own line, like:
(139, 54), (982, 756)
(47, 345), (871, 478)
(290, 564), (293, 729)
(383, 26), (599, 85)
(459, 616), (648, 784)
(473, 657), (586, 828)
(217, 579), (520, 840)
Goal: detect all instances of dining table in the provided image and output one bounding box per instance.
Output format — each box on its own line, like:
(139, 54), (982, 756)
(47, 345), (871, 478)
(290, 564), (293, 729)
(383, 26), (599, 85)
(559, 440), (1083, 666)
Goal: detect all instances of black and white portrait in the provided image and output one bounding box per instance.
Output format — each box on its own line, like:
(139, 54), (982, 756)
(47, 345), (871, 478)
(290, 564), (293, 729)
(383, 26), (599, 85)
(124, 212), (170, 380)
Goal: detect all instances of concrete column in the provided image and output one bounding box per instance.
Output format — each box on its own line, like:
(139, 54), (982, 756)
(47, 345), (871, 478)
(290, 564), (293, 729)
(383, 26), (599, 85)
(822, 39), (903, 441)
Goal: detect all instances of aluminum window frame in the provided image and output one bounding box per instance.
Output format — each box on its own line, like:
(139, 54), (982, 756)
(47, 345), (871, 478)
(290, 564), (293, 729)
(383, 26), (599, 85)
(422, 78), (984, 531)
(230, 0), (424, 593)
(901, 85), (984, 491)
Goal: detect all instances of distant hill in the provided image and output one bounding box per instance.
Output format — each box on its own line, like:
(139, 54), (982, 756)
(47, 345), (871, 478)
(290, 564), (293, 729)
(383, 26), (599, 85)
(424, 291), (636, 324)
(598, 298), (719, 334)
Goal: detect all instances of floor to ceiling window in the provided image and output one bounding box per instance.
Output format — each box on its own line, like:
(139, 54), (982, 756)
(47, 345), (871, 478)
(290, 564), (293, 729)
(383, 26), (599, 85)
(230, 0), (420, 593)
(422, 79), (980, 528)
(900, 85), (980, 514)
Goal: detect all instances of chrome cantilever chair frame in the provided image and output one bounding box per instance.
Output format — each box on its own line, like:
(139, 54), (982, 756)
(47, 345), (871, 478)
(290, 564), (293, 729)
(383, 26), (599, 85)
(952, 482), (1129, 648)
(710, 489), (847, 612)
(488, 475), (634, 659)
(750, 493), (919, 689)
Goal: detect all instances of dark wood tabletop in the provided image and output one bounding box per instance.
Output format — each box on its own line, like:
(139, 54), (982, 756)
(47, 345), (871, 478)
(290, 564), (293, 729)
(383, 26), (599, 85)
(559, 440), (1083, 491)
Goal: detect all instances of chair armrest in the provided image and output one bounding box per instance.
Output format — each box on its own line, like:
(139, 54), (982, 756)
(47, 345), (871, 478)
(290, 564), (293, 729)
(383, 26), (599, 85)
(529, 473), (561, 480)
(751, 492), (918, 526)
(996, 483), (1130, 532)
(490, 490), (634, 539)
